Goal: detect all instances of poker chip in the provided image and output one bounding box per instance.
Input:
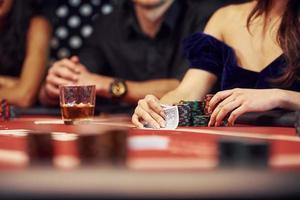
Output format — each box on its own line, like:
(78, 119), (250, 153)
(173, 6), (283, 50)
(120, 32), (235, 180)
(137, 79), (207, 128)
(192, 115), (210, 127)
(180, 101), (204, 115)
(0, 99), (16, 121)
(177, 100), (207, 127)
(176, 94), (227, 127)
(178, 104), (191, 126)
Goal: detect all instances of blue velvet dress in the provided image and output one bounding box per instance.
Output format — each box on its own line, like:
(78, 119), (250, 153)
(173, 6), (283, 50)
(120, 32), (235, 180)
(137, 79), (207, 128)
(183, 32), (300, 91)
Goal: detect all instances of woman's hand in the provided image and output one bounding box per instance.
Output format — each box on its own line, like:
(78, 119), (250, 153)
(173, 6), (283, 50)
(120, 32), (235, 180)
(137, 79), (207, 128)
(132, 95), (166, 129)
(208, 88), (280, 126)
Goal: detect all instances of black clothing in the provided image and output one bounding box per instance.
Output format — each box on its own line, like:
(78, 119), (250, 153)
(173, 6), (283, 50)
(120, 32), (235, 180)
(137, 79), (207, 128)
(80, 0), (209, 81)
(78, 0), (246, 112)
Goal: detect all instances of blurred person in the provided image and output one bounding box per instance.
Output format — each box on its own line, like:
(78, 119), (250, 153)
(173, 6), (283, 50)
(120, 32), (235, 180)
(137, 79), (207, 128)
(0, 0), (51, 107)
(132, 0), (300, 128)
(39, 0), (242, 111)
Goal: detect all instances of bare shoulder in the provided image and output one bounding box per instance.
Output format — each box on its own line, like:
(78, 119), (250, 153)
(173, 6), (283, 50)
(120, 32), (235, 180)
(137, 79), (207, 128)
(218, 2), (253, 17)
(204, 2), (254, 39)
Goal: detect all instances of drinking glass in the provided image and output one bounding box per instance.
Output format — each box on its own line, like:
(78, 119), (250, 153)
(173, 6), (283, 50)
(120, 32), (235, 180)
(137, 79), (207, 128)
(59, 85), (96, 124)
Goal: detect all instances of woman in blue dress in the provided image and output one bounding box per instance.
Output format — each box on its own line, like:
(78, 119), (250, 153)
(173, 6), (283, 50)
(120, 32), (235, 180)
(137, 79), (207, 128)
(132, 0), (300, 128)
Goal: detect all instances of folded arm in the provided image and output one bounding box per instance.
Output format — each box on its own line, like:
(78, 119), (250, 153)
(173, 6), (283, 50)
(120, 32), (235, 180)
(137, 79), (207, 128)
(39, 57), (180, 106)
(0, 17), (51, 107)
(76, 71), (180, 104)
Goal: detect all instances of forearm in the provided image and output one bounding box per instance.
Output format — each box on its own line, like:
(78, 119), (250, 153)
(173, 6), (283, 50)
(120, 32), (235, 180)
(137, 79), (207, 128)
(276, 89), (300, 110)
(159, 89), (188, 105)
(159, 69), (217, 105)
(81, 70), (179, 102)
(125, 79), (179, 103)
(90, 74), (179, 104)
(0, 76), (18, 88)
(0, 84), (39, 107)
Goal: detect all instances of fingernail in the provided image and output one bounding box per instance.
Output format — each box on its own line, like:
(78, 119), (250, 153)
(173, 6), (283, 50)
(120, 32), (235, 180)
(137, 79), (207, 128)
(160, 121), (166, 128)
(160, 111), (166, 118)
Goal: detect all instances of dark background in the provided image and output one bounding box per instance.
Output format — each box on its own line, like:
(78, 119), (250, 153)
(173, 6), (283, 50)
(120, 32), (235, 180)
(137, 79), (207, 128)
(36, 0), (247, 65)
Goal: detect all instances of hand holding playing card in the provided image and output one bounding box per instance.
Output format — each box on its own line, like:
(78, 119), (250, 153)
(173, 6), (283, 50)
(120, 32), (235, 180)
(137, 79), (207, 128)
(160, 105), (179, 129)
(132, 95), (167, 129)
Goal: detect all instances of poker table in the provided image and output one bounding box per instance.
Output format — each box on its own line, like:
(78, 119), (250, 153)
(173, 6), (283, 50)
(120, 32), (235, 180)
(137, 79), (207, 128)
(0, 109), (300, 200)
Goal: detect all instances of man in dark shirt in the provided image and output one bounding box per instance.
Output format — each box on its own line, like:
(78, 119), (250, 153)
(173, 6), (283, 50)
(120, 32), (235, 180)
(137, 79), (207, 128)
(39, 0), (243, 111)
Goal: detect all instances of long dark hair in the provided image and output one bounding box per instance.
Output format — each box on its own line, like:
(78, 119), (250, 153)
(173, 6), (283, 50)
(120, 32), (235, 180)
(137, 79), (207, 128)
(0, 0), (40, 76)
(247, 0), (300, 86)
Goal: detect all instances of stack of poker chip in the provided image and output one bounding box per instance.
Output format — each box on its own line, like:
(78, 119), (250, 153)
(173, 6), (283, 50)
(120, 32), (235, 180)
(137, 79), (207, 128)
(176, 94), (228, 127)
(177, 96), (209, 127)
(0, 99), (16, 121)
(192, 115), (210, 127)
(177, 103), (191, 126)
(183, 101), (207, 127)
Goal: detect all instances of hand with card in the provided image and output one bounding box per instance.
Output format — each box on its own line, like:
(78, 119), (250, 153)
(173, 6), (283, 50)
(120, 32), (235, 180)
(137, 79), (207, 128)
(132, 93), (217, 130)
(132, 95), (167, 129)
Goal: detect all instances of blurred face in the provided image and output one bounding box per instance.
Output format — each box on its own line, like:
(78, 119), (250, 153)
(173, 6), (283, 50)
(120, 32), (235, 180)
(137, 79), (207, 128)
(133, 0), (169, 9)
(0, 0), (13, 18)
